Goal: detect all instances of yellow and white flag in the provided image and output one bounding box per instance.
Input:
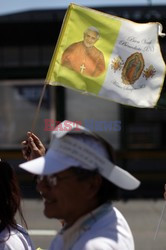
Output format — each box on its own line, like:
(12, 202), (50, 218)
(46, 3), (166, 108)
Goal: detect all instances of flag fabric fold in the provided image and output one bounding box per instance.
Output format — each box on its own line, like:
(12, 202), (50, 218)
(46, 3), (166, 108)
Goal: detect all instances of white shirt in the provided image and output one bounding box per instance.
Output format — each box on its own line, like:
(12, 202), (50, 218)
(0, 224), (35, 250)
(49, 203), (135, 250)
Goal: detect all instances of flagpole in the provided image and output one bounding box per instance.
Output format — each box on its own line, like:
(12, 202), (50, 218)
(31, 81), (47, 133)
(153, 201), (166, 240)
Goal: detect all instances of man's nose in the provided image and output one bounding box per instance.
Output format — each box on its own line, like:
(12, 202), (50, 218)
(88, 37), (93, 43)
(36, 179), (48, 193)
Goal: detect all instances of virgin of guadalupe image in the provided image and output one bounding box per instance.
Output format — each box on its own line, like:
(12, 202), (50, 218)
(61, 26), (105, 77)
(122, 52), (144, 85)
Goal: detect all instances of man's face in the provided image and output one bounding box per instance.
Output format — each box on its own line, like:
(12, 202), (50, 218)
(36, 169), (96, 225)
(83, 30), (99, 48)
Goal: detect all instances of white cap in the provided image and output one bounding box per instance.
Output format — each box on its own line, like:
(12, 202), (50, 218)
(19, 120), (140, 190)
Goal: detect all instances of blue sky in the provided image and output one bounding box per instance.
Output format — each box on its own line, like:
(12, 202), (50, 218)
(1, 0), (166, 16)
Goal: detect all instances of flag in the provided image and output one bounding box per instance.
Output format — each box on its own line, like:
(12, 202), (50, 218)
(46, 3), (166, 108)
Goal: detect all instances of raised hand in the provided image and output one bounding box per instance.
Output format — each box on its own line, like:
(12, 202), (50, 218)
(21, 132), (46, 161)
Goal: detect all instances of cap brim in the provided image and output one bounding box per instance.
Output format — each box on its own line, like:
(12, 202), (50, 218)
(19, 149), (80, 176)
(19, 151), (140, 190)
(108, 165), (140, 190)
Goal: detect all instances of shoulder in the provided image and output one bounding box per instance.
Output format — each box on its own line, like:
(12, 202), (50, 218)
(16, 224), (28, 234)
(92, 46), (103, 55)
(97, 206), (133, 235)
(0, 225), (35, 250)
(76, 234), (134, 250)
(90, 47), (104, 61)
(79, 238), (116, 250)
(48, 234), (63, 250)
(16, 225), (35, 249)
(73, 206), (134, 250)
(64, 41), (83, 52)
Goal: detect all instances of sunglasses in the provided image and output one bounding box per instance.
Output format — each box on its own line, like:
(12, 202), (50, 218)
(36, 174), (75, 187)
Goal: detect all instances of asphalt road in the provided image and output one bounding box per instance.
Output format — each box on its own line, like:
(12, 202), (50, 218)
(19, 199), (166, 250)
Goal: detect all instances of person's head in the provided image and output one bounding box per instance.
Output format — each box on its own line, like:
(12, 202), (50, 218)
(19, 120), (140, 226)
(0, 161), (27, 236)
(83, 26), (100, 48)
(35, 134), (118, 226)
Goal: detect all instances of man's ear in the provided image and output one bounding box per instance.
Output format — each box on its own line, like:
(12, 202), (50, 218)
(86, 174), (102, 200)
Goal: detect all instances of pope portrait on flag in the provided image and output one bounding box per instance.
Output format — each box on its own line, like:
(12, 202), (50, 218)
(61, 26), (106, 77)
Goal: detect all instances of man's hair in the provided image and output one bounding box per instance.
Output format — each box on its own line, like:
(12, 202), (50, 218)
(84, 26), (100, 39)
(69, 133), (119, 204)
